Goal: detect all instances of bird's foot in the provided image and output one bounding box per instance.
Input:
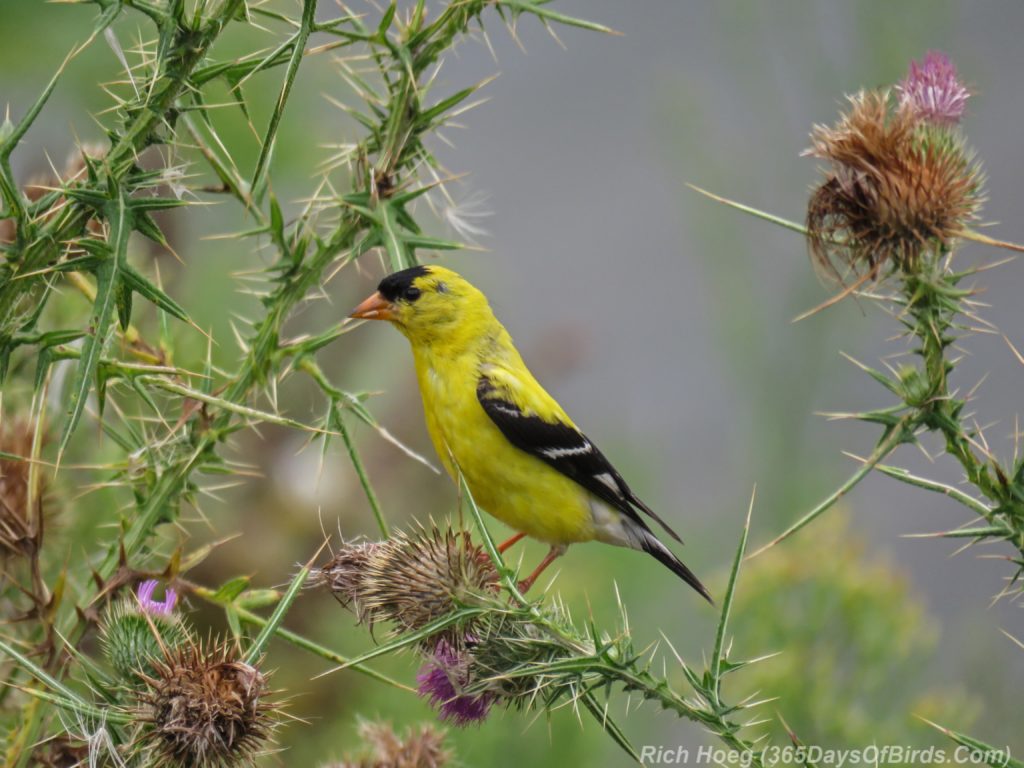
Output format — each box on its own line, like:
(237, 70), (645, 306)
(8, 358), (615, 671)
(497, 532), (527, 554)
(515, 544), (566, 594)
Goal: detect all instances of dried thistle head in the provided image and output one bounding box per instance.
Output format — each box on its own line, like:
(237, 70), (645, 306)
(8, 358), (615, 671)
(316, 525), (499, 646)
(313, 539), (382, 608)
(0, 418), (45, 561)
(806, 89), (983, 283)
(136, 638), (276, 768)
(327, 720), (453, 768)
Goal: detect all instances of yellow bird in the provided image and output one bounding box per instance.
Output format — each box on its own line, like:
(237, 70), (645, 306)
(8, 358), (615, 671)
(350, 265), (711, 602)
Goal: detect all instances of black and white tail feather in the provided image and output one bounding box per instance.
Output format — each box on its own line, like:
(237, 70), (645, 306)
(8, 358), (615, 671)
(477, 375), (713, 604)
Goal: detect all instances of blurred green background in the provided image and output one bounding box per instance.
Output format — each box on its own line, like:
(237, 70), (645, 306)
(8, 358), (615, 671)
(2, 1), (1023, 765)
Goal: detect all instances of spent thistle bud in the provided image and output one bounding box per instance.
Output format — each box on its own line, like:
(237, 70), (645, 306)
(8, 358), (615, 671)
(326, 720), (453, 768)
(313, 540), (381, 608)
(897, 51), (970, 126)
(137, 638), (275, 768)
(805, 89), (983, 283)
(316, 525), (499, 647)
(100, 580), (189, 682)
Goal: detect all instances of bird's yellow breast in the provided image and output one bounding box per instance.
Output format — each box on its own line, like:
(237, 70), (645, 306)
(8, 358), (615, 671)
(412, 348), (596, 545)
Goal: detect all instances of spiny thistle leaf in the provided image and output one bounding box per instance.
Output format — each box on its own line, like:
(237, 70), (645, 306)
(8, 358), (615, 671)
(58, 189), (129, 459)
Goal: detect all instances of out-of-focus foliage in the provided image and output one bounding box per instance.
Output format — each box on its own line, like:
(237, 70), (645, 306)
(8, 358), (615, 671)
(729, 511), (979, 748)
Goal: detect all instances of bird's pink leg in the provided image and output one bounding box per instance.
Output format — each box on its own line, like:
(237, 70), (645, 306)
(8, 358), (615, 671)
(497, 532), (527, 554)
(518, 545), (567, 593)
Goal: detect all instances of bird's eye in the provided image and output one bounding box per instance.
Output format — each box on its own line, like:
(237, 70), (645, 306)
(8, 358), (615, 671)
(403, 286), (422, 301)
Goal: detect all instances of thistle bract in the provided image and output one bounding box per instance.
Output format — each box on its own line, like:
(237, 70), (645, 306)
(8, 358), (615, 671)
(99, 580), (189, 683)
(324, 720), (452, 768)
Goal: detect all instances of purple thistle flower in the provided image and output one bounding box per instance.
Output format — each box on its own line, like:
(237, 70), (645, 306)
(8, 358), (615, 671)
(416, 640), (493, 726)
(136, 579), (177, 616)
(897, 51), (970, 125)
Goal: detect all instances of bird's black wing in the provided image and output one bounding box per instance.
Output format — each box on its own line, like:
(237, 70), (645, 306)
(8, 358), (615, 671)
(476, 375), (683, 543)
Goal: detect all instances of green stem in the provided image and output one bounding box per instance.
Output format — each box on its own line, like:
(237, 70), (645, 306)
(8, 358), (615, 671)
(235, 605), (414, 692)
(334, 407), (389, 539)
(907, 265), (1019, 523)
(189, 586), (413, 692)
(249, 0), (318, 200)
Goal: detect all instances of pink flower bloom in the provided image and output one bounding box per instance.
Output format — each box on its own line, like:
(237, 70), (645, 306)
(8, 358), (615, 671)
(136, 579), (177, 616)
(897, 51), (970, 125)
(416, 640), (493, 725)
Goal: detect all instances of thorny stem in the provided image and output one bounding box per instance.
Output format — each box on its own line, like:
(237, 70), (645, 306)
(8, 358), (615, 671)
(298, 356), (390, 539)
(1, 3), (739, 764)
(696, 192), (1024, 568)
(617, 666), (763, 765)
(0, 0), (246, 334)
(757, 256), (1024, 562)
(66, 0), (600, 616)
(903, 261), (1024, 553)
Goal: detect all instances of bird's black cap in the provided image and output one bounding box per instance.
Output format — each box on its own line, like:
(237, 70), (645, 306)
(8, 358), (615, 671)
(377, 265), (430, 301)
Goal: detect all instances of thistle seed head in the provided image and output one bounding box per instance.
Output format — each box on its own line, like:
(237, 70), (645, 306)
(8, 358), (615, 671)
(137, 638), (275, 768)
(326, 720), (453, 768)
(317, 525), (499, 646)
(806, 89), (983, 282)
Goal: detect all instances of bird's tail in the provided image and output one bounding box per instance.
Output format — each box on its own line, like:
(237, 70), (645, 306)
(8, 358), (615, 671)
(638, 530), (713, 604)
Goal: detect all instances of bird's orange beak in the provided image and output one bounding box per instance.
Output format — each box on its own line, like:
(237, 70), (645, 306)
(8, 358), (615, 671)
(349, 291), (395, 321)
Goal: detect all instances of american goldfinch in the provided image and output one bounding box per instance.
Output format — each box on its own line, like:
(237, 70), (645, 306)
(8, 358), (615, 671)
(350, 265), (711, 603)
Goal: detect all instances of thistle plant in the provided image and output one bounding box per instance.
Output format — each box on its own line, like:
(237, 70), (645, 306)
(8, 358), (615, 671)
(695, 50), (1024, 761)
(5, 1), (1011, 764)
(0, 0), (785, 764)
(314, 486), (774, 762)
